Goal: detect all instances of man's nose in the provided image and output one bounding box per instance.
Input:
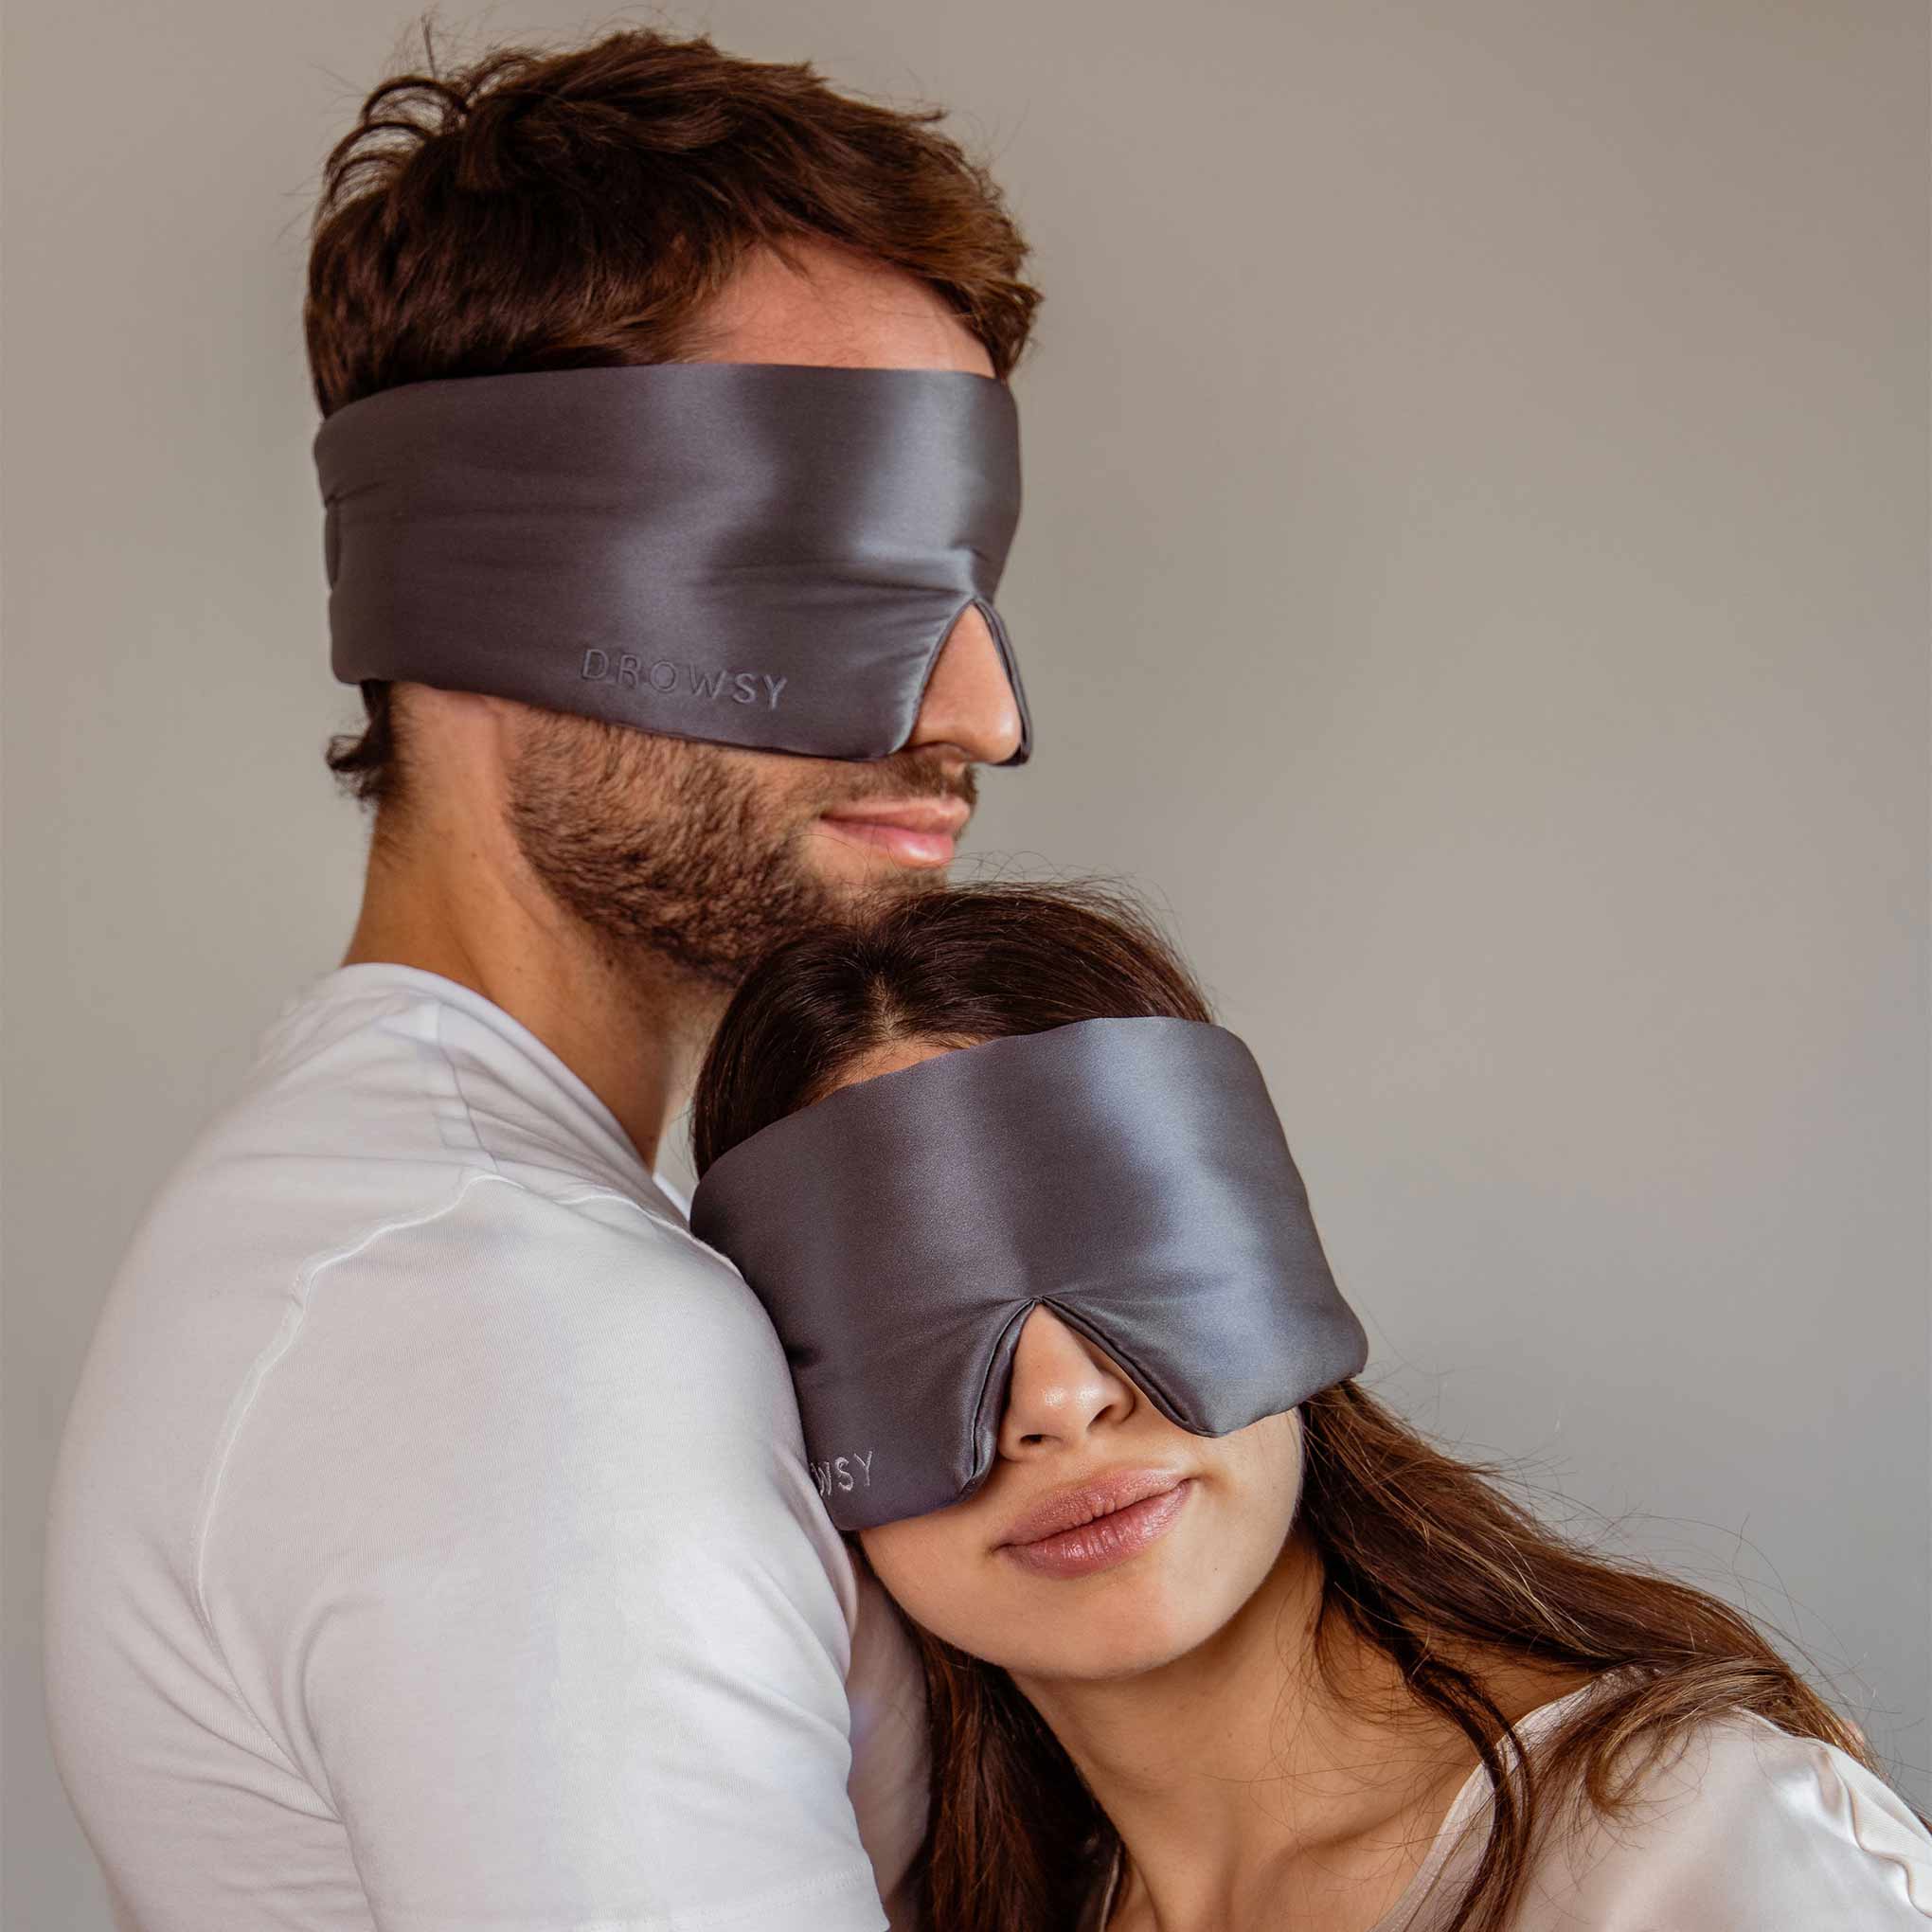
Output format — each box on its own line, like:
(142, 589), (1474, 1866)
(903, 603), (1024, 766)
(996, 1306), (1136, 1461)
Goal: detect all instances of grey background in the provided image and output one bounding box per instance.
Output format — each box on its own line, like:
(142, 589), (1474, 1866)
(5, 0), (1926, 1920)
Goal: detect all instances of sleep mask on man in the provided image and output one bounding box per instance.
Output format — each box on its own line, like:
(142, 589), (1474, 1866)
(313, 362), (1029, 762)
(689, 1016), (1369, 1530)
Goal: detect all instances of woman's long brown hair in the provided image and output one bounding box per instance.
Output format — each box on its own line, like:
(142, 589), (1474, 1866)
(692, 881), (1916, 1932)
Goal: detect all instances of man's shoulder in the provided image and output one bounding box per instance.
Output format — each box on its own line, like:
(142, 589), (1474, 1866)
(78, 967), (809, 1615)
(127, 963), (697, 1304)
(194, 1166), (814, 1638)
(82, 1134), (774, 1520)
(113, 1096), (710, 1376)
(310, 1162), (751, 1337)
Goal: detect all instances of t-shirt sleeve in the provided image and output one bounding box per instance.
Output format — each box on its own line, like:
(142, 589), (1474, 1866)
(199, 1180), (901, 1932)
(1541, 1713), (1932, 1927)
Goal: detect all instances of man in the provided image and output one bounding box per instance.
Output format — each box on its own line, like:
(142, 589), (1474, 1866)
(45, 27), (1039, 1930)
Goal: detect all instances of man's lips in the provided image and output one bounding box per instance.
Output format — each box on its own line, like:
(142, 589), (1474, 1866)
(815, 796), (971, 868)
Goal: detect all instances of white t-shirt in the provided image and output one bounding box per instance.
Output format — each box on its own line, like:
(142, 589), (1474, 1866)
(1085, 1674), (1931, 1928)
(45, 962), (928, 1932)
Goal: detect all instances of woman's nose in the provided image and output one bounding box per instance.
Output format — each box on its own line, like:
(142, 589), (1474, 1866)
(903, 603), (1024, 767)
(996, 1305), (1136, 1461)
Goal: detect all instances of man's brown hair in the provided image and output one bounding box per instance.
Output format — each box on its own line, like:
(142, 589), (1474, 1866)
(306, 20), (1042, 811)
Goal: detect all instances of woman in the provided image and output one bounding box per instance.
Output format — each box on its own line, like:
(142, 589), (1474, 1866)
(688, 883), (1930, 1932)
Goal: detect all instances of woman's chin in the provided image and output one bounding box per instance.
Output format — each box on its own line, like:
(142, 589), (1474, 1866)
(963, 1567), (1228, 1683)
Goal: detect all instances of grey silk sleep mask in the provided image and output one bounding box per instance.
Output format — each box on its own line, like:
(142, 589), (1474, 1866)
(689, 1017), (1370, 1530)
(313, 362), (1030, 762)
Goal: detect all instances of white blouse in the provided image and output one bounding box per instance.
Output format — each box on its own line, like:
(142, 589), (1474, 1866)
(1085, 1678), (1931, 1929)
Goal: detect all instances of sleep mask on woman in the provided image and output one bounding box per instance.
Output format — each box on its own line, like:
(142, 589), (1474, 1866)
(689, 1016), (1368, 1530)
(313, 362), (1029, 762)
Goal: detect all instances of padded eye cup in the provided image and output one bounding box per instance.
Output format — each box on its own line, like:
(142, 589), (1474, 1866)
(689, 1017), (1370, 1531)
(313, 362), (1030, 763)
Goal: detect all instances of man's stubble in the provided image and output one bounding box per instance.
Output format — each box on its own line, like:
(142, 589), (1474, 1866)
(502, 707), (967, 988)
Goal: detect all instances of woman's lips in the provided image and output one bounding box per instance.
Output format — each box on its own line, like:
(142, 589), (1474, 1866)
(997, 1476), (1193, 1581)
(815, 797), (969, 868)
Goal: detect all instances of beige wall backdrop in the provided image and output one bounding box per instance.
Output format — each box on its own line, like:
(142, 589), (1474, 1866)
(6, 0), (1927, 1918)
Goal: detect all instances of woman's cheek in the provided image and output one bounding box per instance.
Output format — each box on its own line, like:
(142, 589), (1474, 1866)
(859, 1514), (979, 1643)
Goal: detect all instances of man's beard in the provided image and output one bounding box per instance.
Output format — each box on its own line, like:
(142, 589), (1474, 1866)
(502, 708), (968, 988)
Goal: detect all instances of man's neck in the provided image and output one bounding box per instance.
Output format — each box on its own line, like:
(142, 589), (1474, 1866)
(341, 836), (723, 1176)
(1011, 1532), (1490, 1932)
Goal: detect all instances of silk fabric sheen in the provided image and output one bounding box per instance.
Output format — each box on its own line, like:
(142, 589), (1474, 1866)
(1081, 1674), (1932, 1928)
(689, 1018), (1370, 1530)
(313, 363), (1029, 761)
